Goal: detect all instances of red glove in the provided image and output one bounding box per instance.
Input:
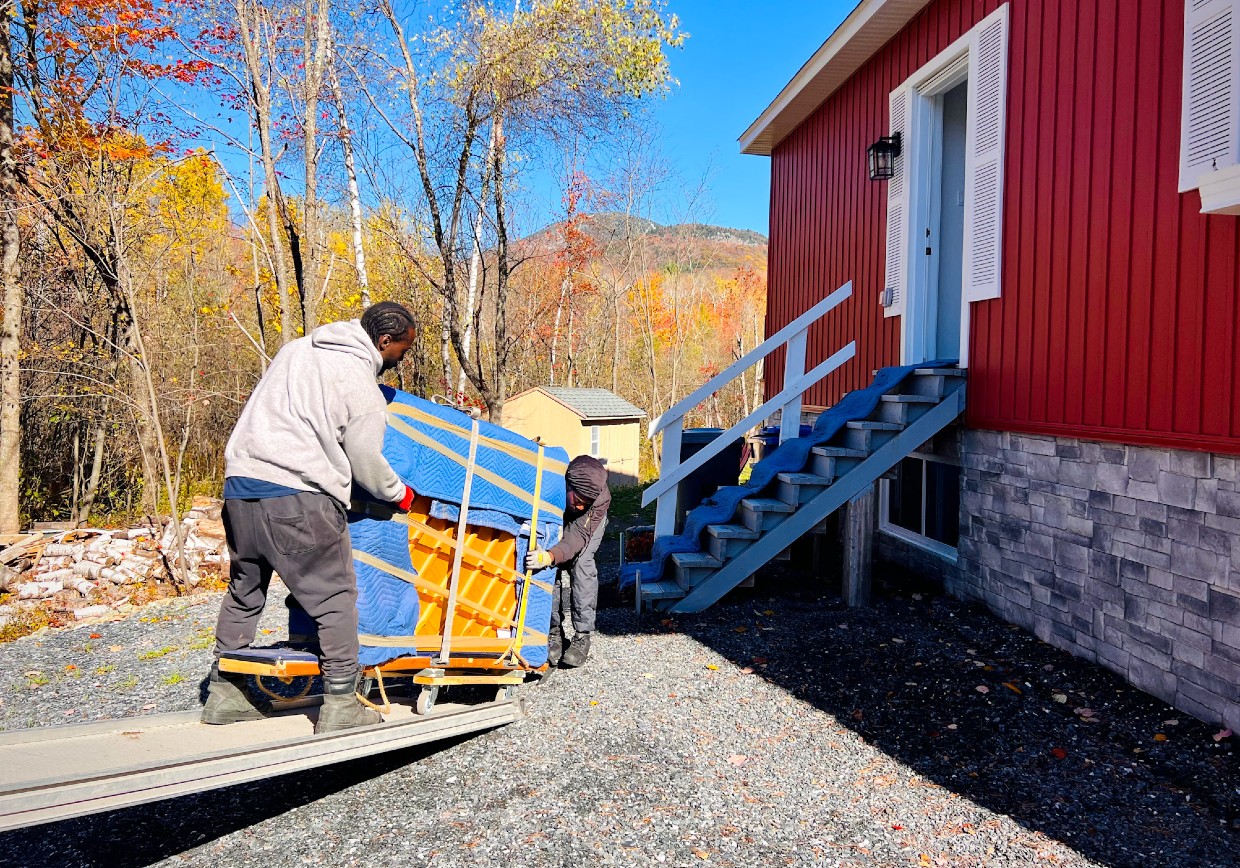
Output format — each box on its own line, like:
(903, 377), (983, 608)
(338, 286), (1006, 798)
(396, 485), (415, 512)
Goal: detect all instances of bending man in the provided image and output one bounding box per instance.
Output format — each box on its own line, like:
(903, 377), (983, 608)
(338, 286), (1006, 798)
(203, 301), (417, 734)
(527, 455), (611, 668)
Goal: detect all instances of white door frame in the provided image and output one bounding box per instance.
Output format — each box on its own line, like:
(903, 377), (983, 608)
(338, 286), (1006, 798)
(900, 39), (971, 367)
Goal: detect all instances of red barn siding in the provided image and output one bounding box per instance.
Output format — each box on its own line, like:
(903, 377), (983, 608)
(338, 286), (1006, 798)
(765, 0), (1240, 455)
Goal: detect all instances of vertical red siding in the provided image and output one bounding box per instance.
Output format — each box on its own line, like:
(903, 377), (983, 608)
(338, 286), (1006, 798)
(766, 0), (1240, 454)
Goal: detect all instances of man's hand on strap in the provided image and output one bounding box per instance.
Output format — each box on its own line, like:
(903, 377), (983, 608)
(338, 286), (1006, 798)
(525, 549), (554, 571)
(395, 485), (415, 512)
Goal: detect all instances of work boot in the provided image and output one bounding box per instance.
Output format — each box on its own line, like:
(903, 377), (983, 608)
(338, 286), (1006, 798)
(546, 623), (565, 668)
(560, 632), (591, 668)
(314, 673), (383, 734)
(201, 661), (272, 725)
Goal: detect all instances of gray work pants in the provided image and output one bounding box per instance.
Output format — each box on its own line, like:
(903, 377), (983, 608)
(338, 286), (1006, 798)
(551, 516), (607, 634)
(215, 492), (360, 680)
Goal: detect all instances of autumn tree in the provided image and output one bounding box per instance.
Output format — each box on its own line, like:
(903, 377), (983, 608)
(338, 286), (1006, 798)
(362, 0), (683, 423)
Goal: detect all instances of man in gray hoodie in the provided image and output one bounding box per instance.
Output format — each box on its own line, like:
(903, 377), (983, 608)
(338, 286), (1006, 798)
(203, 301), (417, 734)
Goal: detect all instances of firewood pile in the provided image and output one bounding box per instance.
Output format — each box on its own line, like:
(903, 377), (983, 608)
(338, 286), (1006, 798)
(0, 498), (229, 632)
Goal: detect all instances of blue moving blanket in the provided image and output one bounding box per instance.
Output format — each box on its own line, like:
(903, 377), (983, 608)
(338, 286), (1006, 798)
(347, 388), (567, 668)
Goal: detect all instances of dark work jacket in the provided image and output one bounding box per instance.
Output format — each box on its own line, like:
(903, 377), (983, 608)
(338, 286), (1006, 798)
(549, 485), (610, 564)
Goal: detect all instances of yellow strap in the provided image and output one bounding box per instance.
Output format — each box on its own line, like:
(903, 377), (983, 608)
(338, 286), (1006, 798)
(512, 444), (546, 657)
(387, 403), (568, 474)
(437, 417), (481, 663)
(352, 549), (516, 629)
(385, 415), (561, 517)
(359, 629), (547, 647)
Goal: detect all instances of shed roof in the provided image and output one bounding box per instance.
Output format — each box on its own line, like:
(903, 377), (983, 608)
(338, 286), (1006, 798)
(517, 387), (647, 421)
(739, 0), (933, 156)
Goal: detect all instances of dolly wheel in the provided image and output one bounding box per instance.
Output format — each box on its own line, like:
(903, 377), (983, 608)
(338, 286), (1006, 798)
(495, 684), (517, 702)
(416, 686), (438, 716)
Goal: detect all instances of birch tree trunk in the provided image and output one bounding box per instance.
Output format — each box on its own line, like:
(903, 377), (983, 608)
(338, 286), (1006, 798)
(328, 45), (369, 307)
(234, 0), (297, 345)
(457, 112), (499, 397)
(76, 420), (106, 526)
(611, 289), (623, 394)
(0, 0), (20, 534)
(299, 0), (330, 332)
(549, 276), (569, 385)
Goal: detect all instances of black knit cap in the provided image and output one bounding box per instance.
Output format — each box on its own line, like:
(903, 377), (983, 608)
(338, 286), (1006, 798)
(565, 455), (608, 503)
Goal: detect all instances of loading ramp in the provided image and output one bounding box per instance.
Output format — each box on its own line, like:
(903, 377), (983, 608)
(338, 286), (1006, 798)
(0, 695), (523, 833)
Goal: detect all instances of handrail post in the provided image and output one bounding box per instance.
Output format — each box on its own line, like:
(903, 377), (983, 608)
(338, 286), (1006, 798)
(779, 327), (808, 444)
(653, 417), (682, 538)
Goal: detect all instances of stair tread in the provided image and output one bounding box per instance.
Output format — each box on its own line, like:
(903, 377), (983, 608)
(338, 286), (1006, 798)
(671, 551), (723, 568)
(914, 367), (965, 377)
(847, 420), (903, 430)
(741, 497), (796, 513)
(881, 393), (938, 403)
(706, 523), (760, 540)
(639, 580), (683, 600)
(776, 472), (832, 485)
(812, 445), (868, 458)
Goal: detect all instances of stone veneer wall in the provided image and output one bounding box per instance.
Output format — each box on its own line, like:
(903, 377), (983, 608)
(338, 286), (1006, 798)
(953, 430), (1240, 730)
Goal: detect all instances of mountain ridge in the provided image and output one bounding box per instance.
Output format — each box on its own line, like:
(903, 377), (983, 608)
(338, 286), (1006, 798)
(524, 211), (768, 249)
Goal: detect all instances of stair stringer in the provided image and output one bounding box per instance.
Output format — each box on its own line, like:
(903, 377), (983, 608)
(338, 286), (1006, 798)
(665, 383), (966, 613)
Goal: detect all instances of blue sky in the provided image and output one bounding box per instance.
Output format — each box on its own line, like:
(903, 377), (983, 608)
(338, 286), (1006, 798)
(184, 1), (857, 240)
(646, 1), (855, 236)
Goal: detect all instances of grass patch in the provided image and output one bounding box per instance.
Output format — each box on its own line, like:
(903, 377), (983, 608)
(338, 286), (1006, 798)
(188, 636), (214, 651)
(162, 672), (185, 686)
(95, 665), (115, 675)
(139, 645), (179, 661)
(0, 607), (52, 643)
(25, 671), (49, 689)
(610, 483), (655, 522)
(116, 674), (138, 691)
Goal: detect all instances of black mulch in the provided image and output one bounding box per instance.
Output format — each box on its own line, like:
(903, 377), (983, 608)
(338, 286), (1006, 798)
(627, 561), (1240, 868)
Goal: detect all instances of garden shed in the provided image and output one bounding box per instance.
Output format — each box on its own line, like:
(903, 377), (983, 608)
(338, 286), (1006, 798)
(504, 387), (646, 487)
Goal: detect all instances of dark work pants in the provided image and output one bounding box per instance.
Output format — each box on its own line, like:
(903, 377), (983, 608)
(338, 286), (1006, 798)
(215, 492), (360, 680)
(551, 516), (607, 635)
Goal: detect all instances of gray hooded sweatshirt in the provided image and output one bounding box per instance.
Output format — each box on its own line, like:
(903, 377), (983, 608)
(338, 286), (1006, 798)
(224, 320), (405, 506)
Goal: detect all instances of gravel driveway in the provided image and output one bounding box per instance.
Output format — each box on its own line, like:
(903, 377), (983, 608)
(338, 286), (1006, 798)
(0, 574), (1237, 868)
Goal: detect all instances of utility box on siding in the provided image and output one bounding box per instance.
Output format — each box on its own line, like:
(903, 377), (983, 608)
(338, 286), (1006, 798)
(504, 387), (647, 488)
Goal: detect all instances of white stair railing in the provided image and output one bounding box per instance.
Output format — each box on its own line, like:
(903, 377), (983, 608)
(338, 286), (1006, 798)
(642, 281), (855, 538)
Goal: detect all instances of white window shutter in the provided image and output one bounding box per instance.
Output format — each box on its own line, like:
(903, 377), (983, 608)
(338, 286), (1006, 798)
(1180, 0), (1240, 192)
(963, 5), (1009, 303)
(882, 86), (912, 318)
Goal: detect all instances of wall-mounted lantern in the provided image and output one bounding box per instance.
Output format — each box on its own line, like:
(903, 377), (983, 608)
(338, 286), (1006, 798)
(867, 132), (902, 181)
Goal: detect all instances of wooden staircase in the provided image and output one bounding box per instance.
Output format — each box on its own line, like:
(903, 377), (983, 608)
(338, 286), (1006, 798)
(636, 367), (966, 613)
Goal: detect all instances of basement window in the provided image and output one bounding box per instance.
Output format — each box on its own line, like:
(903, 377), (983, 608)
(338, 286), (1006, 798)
(880, 454), (960, 560)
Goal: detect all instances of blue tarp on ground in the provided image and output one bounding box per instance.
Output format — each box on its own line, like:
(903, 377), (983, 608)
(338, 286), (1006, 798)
(347, 388), (567, 668)
(620, 361), (952, 588)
